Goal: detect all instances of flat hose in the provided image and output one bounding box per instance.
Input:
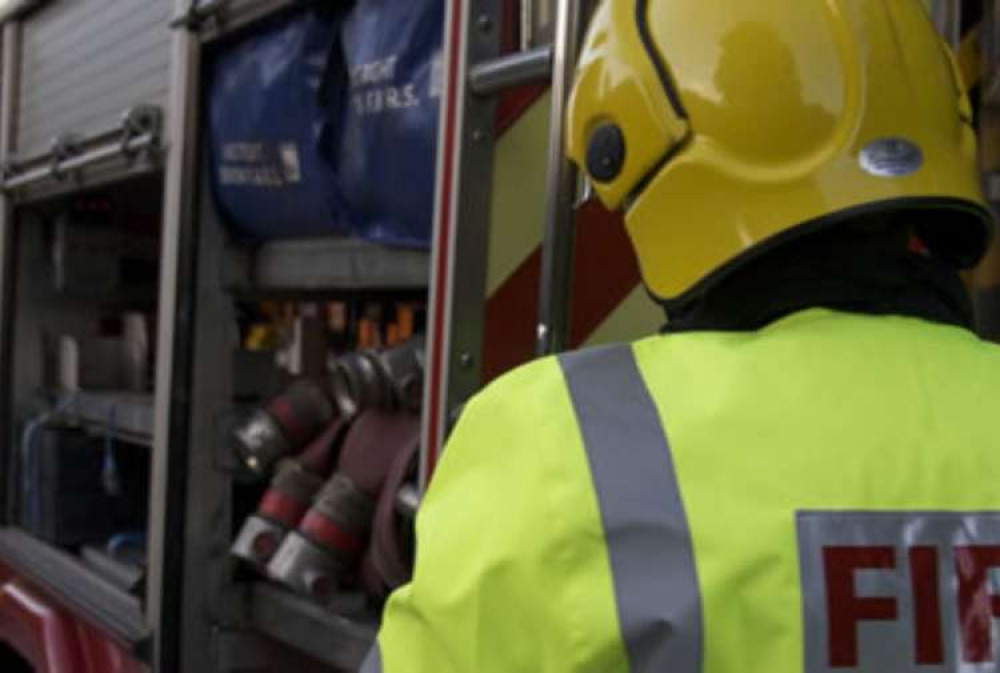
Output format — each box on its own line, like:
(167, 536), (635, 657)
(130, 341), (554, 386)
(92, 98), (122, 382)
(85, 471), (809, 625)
(361, 439), (419, 598)
(297, 416), (350, 475)
(267, 409), (421, 599)
(337, 410), (421, 496)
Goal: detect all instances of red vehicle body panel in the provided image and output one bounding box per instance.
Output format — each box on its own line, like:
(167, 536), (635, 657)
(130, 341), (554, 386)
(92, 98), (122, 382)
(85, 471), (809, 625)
(0, 571), (144, 673)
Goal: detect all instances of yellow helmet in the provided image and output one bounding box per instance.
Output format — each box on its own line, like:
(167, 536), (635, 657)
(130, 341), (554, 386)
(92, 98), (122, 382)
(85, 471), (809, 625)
(566, 0), (994, 302)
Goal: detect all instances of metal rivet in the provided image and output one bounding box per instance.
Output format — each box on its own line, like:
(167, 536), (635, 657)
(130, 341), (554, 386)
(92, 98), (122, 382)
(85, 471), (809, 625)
(472, 128), (486, 142)
(477, 14), (494, 33)
(460, 352), (474, 368)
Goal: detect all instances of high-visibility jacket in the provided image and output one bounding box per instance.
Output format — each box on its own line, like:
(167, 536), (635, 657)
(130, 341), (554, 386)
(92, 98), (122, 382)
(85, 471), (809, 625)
(362, 309), (1000, 673)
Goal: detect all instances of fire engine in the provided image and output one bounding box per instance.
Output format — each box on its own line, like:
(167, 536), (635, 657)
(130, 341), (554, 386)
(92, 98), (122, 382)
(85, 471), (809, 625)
(0, 0), (989, 672)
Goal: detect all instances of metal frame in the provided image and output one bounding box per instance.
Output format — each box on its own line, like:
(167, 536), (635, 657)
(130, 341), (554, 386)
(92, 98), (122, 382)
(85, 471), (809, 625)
(419, 0), (506, 489)
(0, 0), (44, 24)
(146, 2), (205, 669)
(535, 0), (584, 356)
(173, 169), (244, 673)
(0, 22), (21, 527)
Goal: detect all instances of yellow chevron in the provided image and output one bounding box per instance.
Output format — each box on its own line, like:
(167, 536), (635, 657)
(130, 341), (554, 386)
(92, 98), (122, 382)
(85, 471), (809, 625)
(487, 94), (551, 296)
(584, 285), (664, 347)
(487, 93), (663, 345)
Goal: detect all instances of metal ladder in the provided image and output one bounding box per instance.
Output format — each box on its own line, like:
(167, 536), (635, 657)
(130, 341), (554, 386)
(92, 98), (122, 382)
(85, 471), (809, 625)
(419, 0), (591, 487)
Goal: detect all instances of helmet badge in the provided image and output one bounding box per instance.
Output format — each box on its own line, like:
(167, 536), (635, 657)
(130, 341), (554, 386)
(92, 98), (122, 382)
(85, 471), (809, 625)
(859, 138), (924, 178)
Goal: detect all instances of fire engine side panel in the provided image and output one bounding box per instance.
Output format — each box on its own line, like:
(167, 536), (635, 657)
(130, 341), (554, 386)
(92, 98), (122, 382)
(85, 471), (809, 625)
(15, 0), (171, 158)
(483, 93), (662, 382)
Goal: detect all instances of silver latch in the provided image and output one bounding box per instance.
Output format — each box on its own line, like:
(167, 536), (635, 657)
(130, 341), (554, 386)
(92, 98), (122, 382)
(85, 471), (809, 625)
(49, 134), (82, 181)
(0, 159), (19, 183)
(120, 105), (163, 160)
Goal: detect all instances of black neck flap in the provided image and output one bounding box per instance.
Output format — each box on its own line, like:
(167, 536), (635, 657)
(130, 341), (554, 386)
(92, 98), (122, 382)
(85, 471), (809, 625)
(662, 234), (973, 334)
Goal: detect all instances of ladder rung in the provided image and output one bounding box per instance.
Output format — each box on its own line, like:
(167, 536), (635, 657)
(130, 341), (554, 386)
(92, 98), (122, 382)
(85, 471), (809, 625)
(469, 45), (554, 96)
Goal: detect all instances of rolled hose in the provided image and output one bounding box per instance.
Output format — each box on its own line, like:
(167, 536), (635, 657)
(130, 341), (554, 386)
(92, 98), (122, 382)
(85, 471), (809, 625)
(266, 410), (421, 599)
(299, 410), (422, 560)
(231, 418), (348, 568)
(337, 410), (421, 496)
(328, 335), (425, 418)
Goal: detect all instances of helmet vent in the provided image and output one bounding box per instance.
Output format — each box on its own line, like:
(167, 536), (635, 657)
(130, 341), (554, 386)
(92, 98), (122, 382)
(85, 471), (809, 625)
(586, 123), (627, 183)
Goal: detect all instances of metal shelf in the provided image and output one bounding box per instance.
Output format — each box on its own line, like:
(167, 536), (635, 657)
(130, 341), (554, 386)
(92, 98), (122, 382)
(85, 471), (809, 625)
(58, 390), (155, 448)
(228, 237), (430, 293)
(248, 582), (377, 670)
(0, 528), (151, 659)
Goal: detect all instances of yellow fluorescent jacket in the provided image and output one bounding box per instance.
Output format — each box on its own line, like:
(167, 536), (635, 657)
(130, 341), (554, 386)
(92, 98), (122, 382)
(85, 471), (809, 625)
(363, 310), (1000, 672)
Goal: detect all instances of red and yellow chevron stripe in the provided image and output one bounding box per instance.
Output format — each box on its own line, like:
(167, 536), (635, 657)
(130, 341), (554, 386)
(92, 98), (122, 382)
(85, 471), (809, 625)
(481, 93), (662, 383)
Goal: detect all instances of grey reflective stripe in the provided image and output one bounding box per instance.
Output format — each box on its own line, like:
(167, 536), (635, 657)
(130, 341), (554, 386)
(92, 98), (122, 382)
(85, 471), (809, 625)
(560, 345), (703, 673)
(359, 644), (382, 673)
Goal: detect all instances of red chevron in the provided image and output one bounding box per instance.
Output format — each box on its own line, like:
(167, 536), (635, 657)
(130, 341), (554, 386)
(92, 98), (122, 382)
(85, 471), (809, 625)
(482, 202), (642, 383)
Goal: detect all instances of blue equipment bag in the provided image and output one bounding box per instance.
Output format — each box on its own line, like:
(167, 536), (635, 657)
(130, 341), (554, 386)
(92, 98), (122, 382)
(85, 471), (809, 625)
(337, 0), (444, 248)
(208, 6), (348, 240)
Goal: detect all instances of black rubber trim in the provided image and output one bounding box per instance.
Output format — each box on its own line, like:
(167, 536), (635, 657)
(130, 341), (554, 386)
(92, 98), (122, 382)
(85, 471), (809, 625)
(650, 196), (995, 306)
(624, 132), (693, 211)
(635, 0), (688, 119)
(0, 528), (151, 660)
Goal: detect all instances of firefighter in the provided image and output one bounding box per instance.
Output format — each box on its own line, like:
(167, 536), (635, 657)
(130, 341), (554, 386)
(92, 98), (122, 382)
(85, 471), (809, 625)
(363, 1), (1000, 671)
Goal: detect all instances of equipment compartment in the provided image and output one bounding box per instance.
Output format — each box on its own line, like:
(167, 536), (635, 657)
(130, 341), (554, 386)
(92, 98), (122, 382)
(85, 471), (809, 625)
(1, 174), (164, 659)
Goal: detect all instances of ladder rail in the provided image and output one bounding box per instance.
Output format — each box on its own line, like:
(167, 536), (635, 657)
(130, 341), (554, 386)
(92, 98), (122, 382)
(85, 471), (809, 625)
(536, 0), (586, 356)
(421, 0), (595, 482)
(419, 0), (507, 490)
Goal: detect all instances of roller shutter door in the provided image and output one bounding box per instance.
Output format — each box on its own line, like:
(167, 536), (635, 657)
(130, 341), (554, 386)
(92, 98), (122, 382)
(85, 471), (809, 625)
(16, 0), (171, 158)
